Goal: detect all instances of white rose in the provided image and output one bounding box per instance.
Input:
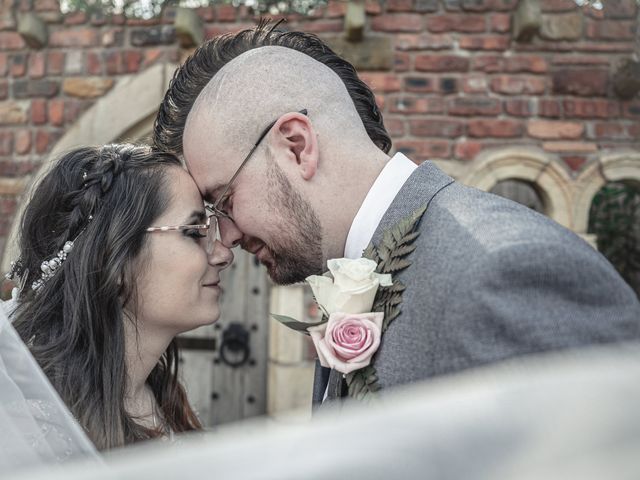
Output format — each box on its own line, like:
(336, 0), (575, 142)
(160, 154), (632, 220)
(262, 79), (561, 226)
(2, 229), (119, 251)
(306, 258), (392, 315)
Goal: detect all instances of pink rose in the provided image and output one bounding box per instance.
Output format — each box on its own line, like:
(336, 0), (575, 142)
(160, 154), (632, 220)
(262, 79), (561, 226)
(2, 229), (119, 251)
(308, 312), (383, 374)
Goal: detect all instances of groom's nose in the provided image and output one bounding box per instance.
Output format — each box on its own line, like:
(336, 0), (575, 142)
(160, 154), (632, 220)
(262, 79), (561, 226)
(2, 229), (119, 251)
(218, 216), (242, 249)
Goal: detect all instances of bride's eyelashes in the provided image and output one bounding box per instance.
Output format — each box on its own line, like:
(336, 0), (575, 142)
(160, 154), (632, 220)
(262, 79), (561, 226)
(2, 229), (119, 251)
(183, 229), (206, 240)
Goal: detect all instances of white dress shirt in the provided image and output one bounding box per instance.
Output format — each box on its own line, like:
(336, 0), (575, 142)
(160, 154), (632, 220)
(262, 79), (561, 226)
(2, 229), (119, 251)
(343, 152), (418, 259)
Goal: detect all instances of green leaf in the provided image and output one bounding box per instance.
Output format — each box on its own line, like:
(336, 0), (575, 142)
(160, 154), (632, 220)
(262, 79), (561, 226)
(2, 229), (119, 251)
(270, 314), (326, 335)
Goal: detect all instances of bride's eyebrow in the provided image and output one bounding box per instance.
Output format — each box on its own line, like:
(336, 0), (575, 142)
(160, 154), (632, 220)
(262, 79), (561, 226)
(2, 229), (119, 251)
(183, 210), (206, 224)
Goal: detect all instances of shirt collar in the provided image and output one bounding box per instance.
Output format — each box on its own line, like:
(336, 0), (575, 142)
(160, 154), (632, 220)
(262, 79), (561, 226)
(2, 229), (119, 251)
(343, 152), (418, 259)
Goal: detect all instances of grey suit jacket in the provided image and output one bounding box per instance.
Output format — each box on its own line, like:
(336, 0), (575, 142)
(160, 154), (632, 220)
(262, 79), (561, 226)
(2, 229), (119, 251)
(313, 161), (640, 404)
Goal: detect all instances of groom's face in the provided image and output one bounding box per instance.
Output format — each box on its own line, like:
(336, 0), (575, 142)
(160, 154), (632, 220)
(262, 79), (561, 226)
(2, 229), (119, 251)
(184, 131), (323, 285)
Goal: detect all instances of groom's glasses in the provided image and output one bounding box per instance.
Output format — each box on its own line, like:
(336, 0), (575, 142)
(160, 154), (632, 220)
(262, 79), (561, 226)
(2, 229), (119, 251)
(205, 109), (308, 223)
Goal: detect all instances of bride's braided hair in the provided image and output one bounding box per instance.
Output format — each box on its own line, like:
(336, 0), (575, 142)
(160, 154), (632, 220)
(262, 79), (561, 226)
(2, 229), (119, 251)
(12, 144), (202, 450)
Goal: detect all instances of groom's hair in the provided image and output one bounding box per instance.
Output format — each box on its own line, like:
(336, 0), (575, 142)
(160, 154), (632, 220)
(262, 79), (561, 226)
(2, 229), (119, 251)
(153, 21), (391, 155)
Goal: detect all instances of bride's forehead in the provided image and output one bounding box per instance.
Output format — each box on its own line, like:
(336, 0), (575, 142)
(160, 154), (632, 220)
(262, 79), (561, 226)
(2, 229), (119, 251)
(165, 168), (205, 208)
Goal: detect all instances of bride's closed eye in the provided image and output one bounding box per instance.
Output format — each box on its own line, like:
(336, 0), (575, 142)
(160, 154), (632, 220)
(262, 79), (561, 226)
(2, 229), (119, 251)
(183, 229), (206, 240)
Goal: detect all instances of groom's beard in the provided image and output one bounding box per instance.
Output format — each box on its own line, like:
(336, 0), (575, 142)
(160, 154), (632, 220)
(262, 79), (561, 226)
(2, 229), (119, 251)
(257, 162), (323, 285)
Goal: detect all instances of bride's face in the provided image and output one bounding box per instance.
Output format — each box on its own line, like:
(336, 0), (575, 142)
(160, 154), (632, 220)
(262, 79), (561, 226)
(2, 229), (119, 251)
(133, 167), (233, 334)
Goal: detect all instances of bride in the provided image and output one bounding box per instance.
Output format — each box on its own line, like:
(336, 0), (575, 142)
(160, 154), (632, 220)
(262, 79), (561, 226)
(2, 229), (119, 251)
(3, 144), (232, 451)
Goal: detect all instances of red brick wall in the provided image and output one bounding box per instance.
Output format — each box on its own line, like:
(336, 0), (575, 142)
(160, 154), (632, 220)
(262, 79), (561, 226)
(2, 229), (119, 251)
(1, 0), (639, 274)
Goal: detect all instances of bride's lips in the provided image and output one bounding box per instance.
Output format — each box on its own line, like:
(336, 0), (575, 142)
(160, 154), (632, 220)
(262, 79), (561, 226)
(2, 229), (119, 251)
(202, 281), (222, 293)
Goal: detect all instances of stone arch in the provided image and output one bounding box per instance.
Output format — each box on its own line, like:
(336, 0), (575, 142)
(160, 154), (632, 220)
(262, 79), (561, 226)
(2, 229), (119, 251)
(448, 147), (575, 229)
(574, 150), (640, 235)
(1, 62), (177, 271)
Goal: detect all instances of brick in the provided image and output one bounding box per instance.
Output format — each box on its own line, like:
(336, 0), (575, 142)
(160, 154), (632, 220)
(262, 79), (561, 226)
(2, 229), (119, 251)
(472, 55), (504, 72)
(302, 20), (343, 33)
(0, 80), (6, 99)
(440, 77), (458, 94)
(0, 132), (12, 155)
(86, 52), (101, 75)
(360, 73), (401, 93)
(455, 140), (483, 160)
(444, 0), (462, 10)
(459, 35), (510, 50)
(527, 120), (584, 139)
(427, 14), (486, 33)
(415, 0), (439, 11)
(563, 99), (619, 118)
(50, 29), (99, 47)
(410, 119), (465, 137)
(505, 55), (548, 73)
(64, 11), (87, 25)
(103, 51), (122, 75)
(415, 54), (470, 72)
(215, 4), (237, 21)
(123, 50), (143, 73)
(130, 26), (176, 46)
(551, 55), (610, 66)
(552, 68), (608, 97)
(586, 20), (635, 40)
(404, 76), (436, 93)
(624, 101), (640, 118)
(387, 0), (413, 11)
(448, 97), (501, 116)
(394, 52), (411, 72)
(542, 141), (598, 152)
(372, 14), (423, 32)
(384, 117), (405, 137)
(35, 130), (51, 154)
(490, 13), (511, 33)
(48, 99), (64, 126)
(31, 98), (47, 124)
(13, 79), (59, 98)
(504, 99), (533, 116)
(562, 155), (587, 171)
(590, 122), (627, 139)
(602, 0), (637, 19)
(28, 52), (45, 78)
(102, 28), (124, 47)
(390, 96), (445, 114)
(365, 0), (383, 14)
(47, 51), (65, 75)
(325, 0), (346, 16)
(468, 119), (523, 137)
(0, 101), (28, 125)
(462, 0), (517, 10)
(14, 129), (30, 154)
(396, 140), (452, 160)
(540, 13), (583, 40)
(627, 123), (640, 137)
(540, 0), (578, 11)
(490, 75), (547, 95)
(0, 32), (26, 50)
(461, 75), (488, 93)
(63, 77), (114, 98)
(64, 50), (84, 74)
(10, 53), (27, 77)
(395, 34), (454, 51)
(0, 53), (6, 77)
(538, 99), (562, 117)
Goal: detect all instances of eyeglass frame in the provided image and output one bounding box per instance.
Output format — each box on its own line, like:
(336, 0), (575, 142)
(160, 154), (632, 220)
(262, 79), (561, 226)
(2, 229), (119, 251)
(144, 109), (308, 253)
(205, 108), (308, 221)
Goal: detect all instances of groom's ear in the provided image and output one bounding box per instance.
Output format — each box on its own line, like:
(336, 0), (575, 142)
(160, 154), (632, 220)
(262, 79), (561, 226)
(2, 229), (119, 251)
(272, 112), (318, 181)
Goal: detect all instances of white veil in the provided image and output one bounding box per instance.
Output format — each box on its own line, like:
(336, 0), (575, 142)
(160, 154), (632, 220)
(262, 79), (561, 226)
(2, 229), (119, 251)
(0, 298), (100, 476)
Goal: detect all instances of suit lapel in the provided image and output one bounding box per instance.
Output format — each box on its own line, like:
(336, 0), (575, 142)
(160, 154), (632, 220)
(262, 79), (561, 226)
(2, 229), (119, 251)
(371, 161), (455, 247)
(312, 360), (331, 408)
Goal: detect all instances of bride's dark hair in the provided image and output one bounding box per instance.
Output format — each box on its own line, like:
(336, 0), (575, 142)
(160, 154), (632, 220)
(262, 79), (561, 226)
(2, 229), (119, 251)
(11, 144), (202, 450)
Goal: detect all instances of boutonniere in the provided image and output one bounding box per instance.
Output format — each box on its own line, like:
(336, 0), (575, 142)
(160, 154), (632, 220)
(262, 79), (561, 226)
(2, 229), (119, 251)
(273, 205), (427, 400)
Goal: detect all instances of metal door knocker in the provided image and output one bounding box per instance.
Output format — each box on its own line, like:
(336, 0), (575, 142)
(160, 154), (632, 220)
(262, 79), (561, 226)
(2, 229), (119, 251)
(219, 322), (251, 368)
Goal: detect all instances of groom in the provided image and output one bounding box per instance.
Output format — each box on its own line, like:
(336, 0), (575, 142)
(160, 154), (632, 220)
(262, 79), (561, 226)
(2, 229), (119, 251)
(154, 26), (640, 404)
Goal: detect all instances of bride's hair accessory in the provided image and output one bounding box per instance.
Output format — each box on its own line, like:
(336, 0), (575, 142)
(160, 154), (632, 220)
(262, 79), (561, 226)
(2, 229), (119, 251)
(30, 214), (93, 293)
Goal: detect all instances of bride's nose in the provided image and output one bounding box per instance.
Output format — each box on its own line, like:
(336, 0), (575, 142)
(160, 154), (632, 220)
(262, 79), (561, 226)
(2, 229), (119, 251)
(208, 240), (234, 270)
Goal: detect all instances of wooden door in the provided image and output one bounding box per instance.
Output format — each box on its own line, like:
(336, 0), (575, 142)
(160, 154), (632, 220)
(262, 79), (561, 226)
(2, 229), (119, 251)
(177, 250), (270, 427)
